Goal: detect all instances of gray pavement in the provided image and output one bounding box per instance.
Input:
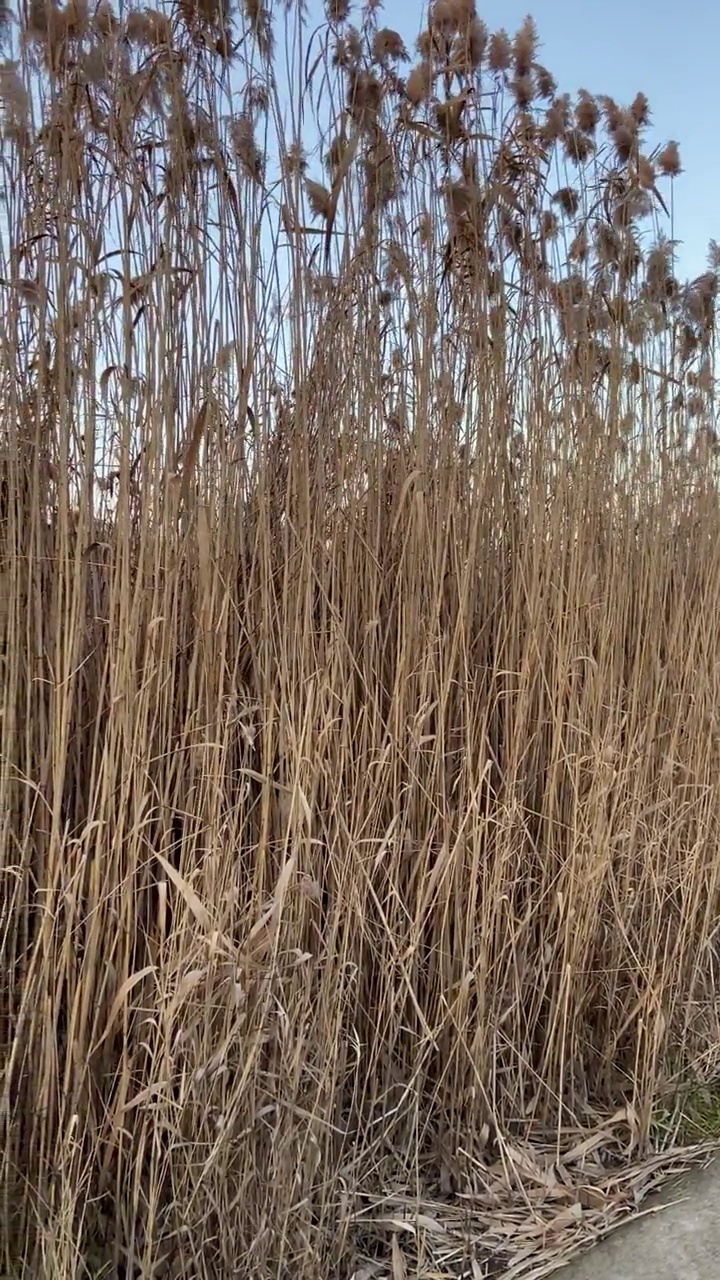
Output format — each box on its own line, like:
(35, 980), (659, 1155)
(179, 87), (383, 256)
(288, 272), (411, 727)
(555, 1155), (720, 1279)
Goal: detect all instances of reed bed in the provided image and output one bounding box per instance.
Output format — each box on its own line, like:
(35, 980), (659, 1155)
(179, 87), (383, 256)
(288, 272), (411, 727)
(2, 0), (720, 1276)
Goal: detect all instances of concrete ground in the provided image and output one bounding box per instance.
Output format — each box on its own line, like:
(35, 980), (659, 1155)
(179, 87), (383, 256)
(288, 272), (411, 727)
(556, 1155), (720, 1279)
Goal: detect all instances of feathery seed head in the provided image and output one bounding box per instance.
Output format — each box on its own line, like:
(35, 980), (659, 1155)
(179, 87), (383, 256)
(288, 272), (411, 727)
(346, 67), (383, 125)
(600, 95), (622, 132)
(657, 140), (681, 176)
(534, 64), (556, 99)
(415, 29), (433, 59)
(326, 133), (344, 174)
(511, 73), (535, 110)
(333, 27), (363, 68)
(92, 0), (116, 35)
(80, 39), (113, 82)
(242, 0), (273, 58)
(213, 26), (233, 57)
(679, 325), (699, 363)
(610, 118), (637, 164)
(686, 393), (707, 420)
(245, 81), (269, 114)
(513, 15), (537, 77)
(540, 209), (559, 240)
(430, 0), (476, 36)
(465, 17), (487, 67)
(417, 210), (432, 247)
(646, 240), (673, 295)
(435, 90), (470, 142)
(595, 223), (621, 265)
(64, 0), (90, 39)
(612, 187), (652, 229)
(686, 271), (717, 320)
(429, 0), (454, 33)
(575, 91), (599, 134)
(488, 29), (511, 72)
(230, 113), (265, 183)
(637, 155), (656, 190)
(553, 185), (579, 216)
(125, 8), (171, 46)
(696, 359), (714, 393)
(541, 95), (570, 145)
(568, 226), (589, 262)
(406, 59), (432, 105)
(325, 0), (351, 21)
(305, 178), (333, 221)
(630, 90), (650, 126)
(282, 141), (306, 176)
(372, 27), (408, 65)
(564, 127), (594, 164)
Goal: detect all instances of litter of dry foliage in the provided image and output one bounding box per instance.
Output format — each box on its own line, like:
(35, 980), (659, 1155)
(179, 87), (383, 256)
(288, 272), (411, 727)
(345, 1130), (720, 1280)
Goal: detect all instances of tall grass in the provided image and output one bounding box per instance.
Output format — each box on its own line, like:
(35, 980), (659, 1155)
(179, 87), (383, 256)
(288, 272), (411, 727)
(2, 0), (720, 1276)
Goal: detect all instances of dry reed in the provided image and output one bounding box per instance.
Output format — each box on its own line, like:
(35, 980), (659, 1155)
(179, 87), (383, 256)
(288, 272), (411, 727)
(1, 1), (720, 1277)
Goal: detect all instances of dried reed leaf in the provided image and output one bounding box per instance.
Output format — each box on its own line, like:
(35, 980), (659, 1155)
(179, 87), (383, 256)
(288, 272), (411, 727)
(153, 850), (212, 931)
(391, 1234), (407, 1280)
(91, 965), (156, 1056)
(178, 400), (211, 505)
(230, 113), (265, 183)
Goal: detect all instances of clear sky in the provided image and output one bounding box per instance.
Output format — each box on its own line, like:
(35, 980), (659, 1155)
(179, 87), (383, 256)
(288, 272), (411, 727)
(302, 0), (719, 284)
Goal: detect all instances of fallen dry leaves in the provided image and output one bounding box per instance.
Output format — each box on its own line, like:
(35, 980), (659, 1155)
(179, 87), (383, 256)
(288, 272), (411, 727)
(346, 1123), (719, 1279)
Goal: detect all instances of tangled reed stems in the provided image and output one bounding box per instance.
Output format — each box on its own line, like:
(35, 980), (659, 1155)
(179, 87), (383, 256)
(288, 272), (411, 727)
(2, 1), (720, 1276)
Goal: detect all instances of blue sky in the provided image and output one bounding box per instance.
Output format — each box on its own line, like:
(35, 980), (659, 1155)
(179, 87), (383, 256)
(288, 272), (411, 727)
(301, 0), (718, 284)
